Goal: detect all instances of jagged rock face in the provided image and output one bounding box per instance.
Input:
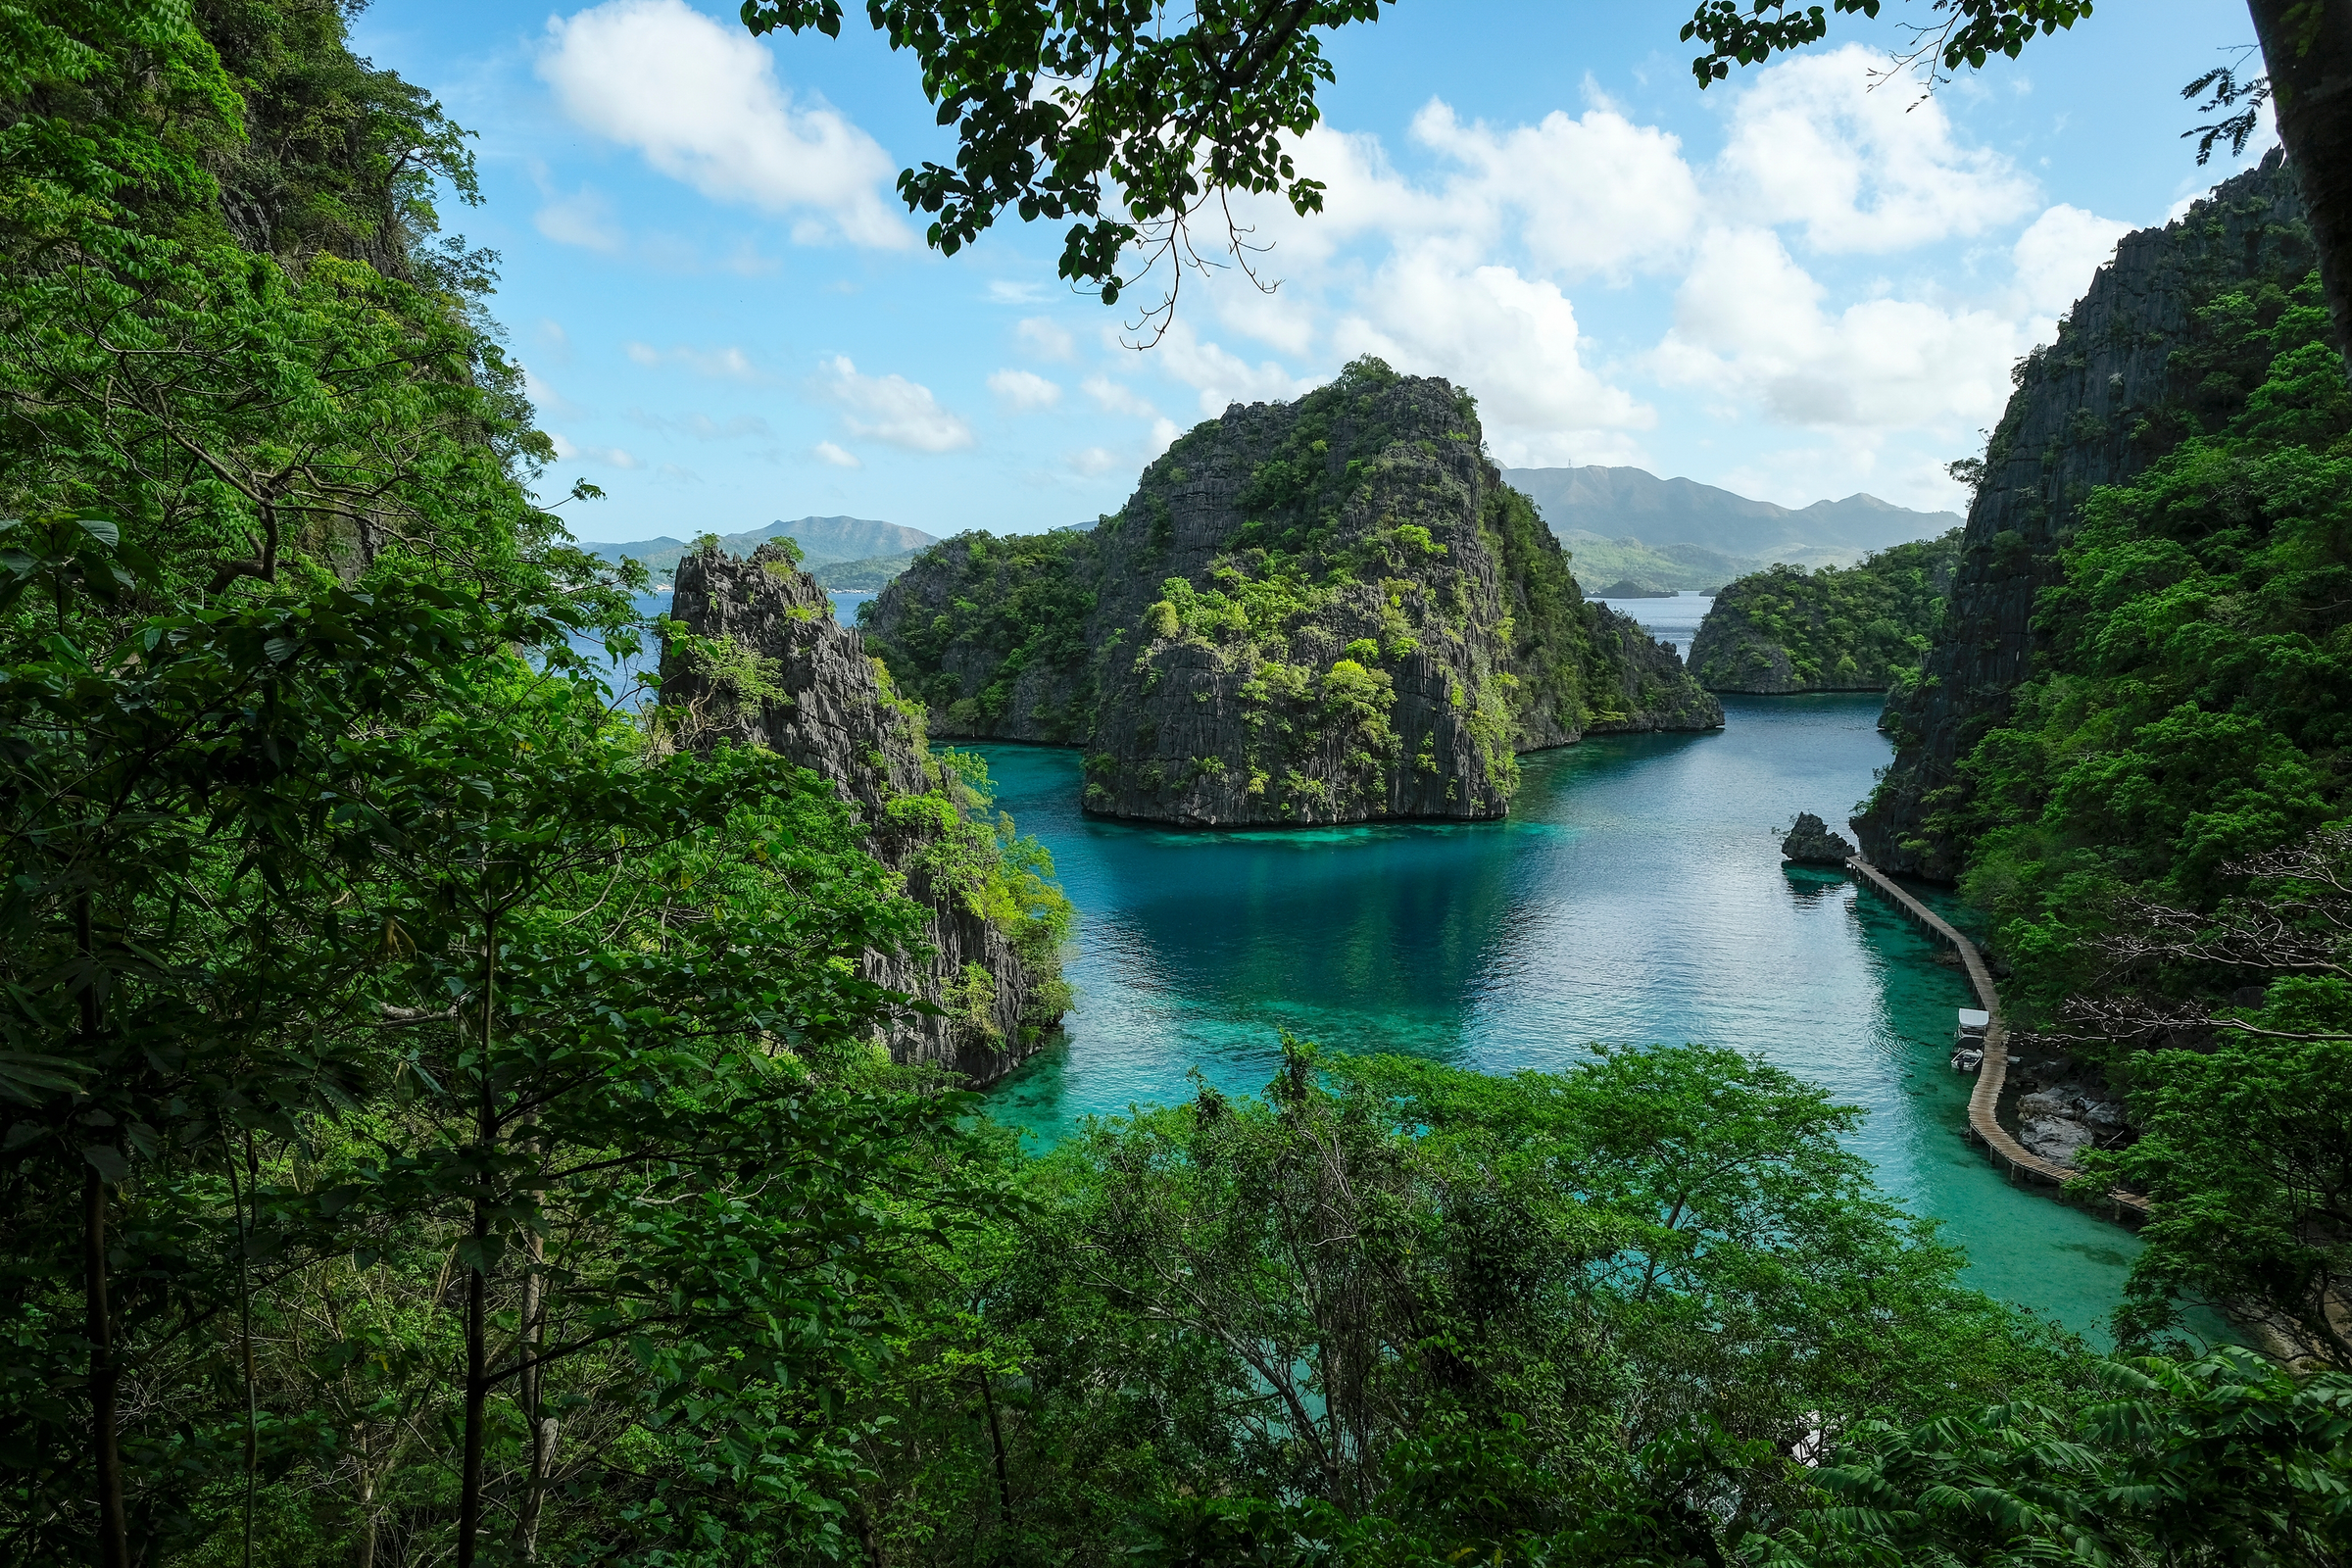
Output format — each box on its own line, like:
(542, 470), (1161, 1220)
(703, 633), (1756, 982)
(864, 363), (1721, 827)
(1585, 608), (1728, 735)
(1854, 153), (2312, 877)
(663, 542), (1061, 1083)
(1782, 812), (1856, 865)
(1692, 623), (1844, 696)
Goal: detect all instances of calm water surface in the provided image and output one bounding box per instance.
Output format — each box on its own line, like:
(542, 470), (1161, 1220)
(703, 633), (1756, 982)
(596, 584), (2145, 1339)
(974, 692), (2145, 1342)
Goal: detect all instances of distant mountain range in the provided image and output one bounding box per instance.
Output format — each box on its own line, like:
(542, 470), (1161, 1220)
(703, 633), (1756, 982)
(585, 515), (938, 577)
(1501, 466), (1961, 564)
(578, 471), (1960, 600)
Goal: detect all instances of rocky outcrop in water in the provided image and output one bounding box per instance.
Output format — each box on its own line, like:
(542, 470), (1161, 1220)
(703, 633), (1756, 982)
(864, 360), (1721, 827)
(1853, 153), (2313, 877)
(1782, 813), (1856, 865)
(663, 541), (1066, 1082)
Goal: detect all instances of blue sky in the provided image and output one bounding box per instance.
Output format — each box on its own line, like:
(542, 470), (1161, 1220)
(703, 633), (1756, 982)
(355, 0), (2276, 546)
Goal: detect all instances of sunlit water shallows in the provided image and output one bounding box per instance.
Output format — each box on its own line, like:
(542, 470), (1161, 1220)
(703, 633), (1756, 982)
(976, 692), (2145, 1342)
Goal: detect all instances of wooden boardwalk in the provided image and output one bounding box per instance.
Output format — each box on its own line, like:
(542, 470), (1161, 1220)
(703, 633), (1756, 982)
(1846, 858), (2150, 1219)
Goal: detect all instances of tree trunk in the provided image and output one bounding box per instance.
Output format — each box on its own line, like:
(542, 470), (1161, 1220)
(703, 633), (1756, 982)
(457, 917), (498, 1568)
(356, 1456), (379, 1568)
(513, 1223), (557, 1563)
(458, 1219), (488, 1568)
(2247, 0), (2352, 363)
(80, 884), (129, 1568)
(976, 1366), (1011, 1533)
(85, 1161), (128, 1568)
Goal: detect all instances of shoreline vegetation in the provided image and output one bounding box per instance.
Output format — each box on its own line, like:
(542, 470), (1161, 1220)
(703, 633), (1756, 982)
(1687, 531), (1961, 696)
(6, 1), (2352, 1564)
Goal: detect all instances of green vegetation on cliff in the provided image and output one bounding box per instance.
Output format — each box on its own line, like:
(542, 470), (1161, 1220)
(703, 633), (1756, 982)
(1689, 531), (1962, 694)
(1901, 271), (2352, 1355)
(863, 525), (1100, 739)
(14, 8), (2352, 1564)
(866, 361), (1719, 826)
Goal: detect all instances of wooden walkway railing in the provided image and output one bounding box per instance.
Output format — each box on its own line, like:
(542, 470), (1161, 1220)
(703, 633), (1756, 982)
(1846, 858), (2149, 1219)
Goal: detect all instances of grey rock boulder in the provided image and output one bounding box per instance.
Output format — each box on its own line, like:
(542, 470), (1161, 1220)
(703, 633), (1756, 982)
(1782, 812), (1856, 866)
(2017, 1085), (2128, 1164)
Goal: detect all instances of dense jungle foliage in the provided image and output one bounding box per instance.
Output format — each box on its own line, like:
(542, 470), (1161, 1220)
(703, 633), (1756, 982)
(1909, 270), (2352, 1362)
(9, 1), (2352, 1564)
(1689, 531), (1962, 694)
(860, 527), (1101, 740)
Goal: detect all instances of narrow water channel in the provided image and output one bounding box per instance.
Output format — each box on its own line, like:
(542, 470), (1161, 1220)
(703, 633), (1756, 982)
(976, 689), (2145, 1343)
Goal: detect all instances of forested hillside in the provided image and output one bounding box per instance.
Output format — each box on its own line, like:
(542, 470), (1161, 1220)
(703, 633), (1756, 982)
(9, 4), (2352, 1565)
(1936, 270), (2352, 1358)
(1688, 531), (1961, 694)
(1844, 157), (2352, 1366)
(0, 1), (1055, 1559)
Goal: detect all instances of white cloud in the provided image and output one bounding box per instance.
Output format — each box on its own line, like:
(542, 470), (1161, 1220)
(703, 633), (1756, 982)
(813, 440), (861, 468)
(550, 431), (644, 469)
(1333, 243), (1652, 466)
(539, 0), (907, 248)
(623, 342), (765, 382)
(1152, 321), (1317, 415)
(534, 186), (625, 253)
(522, 364), (587, 418)
(1082, 374), (1162, 419)
(657, 462), (704, 483)
(988, 368), (1063, 412)
(2011, 203), (2132, 321)
(1655, 226), (2022, 430)
(819, 356), (975, 452)
(1408, 101), (1701, 278)
(1713, 45), (2038, 253)
(1068, 446), (1121, 476)
(1016, 317), (1076, 362)
(534, 318), (573, 362)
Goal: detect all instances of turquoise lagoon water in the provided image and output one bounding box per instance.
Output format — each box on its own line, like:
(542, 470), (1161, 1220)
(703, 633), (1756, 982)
(972, 690), (2146, 1343)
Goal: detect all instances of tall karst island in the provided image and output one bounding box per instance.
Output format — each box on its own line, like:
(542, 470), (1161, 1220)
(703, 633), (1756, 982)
(861, 361), (1721, 826)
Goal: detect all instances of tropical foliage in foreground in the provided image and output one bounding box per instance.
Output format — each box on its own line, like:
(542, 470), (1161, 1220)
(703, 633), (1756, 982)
(7, 0), (2352, 1564)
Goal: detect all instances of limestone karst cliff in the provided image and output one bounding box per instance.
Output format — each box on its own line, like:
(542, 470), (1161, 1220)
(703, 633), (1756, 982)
(863, 360), (1721, 827)
(662, 541), (1069, 1082)
(1853, 152), (2314, 877)
(1689, 530), (1960, 695)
